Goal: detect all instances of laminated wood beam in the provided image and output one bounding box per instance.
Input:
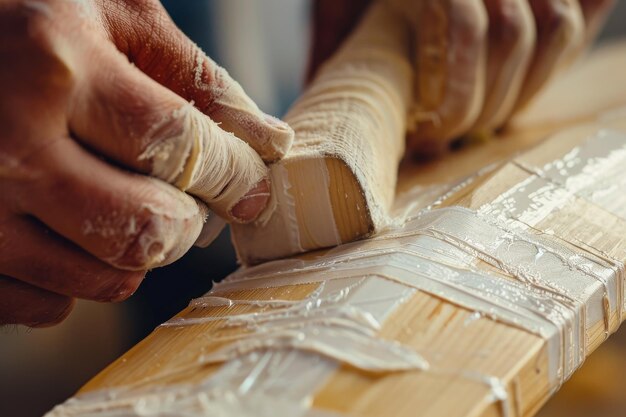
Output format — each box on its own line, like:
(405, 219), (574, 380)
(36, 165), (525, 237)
(46, 41), (626, 417)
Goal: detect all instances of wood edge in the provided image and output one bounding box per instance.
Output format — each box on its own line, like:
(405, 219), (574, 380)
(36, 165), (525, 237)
(234, 155), (375, 265)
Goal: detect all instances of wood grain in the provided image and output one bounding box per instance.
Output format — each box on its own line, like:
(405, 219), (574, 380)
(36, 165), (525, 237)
(53, 42), (626, 417)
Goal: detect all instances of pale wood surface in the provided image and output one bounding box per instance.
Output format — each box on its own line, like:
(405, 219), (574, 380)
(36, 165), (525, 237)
(61, 42), (626, 417)
(536, 328), (626, 417)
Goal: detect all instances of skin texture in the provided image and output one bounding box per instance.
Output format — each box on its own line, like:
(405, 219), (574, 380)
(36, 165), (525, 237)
(0, 0), (614, 328)
(0, 0), (294, 327)
(310, 0), (615, 156)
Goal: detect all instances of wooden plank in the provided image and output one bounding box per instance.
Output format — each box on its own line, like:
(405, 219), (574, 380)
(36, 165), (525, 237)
(47, 43), (626, 417)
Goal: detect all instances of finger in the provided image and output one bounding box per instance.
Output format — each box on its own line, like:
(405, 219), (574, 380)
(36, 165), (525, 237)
(68, 42), (271, 222)
(578, 0), (615, 45)
(11, 137), (206, 270)
(407, 0), (489, 156)
(513, 0), (585, 111)
(101, 0), (294, 162)
(0, 214), (145, 301)
(471, 0), (535, 132)
(0, 276), (74, 328)
(194, 212), (226, 249)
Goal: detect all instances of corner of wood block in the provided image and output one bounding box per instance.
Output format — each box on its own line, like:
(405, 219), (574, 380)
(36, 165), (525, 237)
(231, 155), (374, 265)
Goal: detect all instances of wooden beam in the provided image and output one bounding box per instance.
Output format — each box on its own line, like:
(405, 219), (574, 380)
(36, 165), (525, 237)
(46, 42), (626, 417)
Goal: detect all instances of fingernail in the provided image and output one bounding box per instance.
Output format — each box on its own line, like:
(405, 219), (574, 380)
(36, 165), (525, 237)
(264, 114), (291, 131)
(229, 179), (271, 223)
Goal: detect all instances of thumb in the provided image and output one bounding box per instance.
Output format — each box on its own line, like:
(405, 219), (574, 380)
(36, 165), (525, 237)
(69, 37), (271, 223)
(102, 0), (294, 162)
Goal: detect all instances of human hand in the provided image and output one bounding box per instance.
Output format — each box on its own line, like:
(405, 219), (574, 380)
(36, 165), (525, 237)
(310, 0), (614, 156)
(0, 0), (294, 327)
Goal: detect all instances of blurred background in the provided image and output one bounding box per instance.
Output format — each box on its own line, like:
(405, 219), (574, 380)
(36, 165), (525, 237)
(2, 1), (626, 416)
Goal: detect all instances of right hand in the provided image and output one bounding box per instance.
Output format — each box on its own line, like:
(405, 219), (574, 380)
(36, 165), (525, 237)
(0, 0), (294, 327)
(310, 0), (615, 156)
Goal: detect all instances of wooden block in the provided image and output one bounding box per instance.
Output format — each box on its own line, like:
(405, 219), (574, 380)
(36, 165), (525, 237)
(231, 3), (412, 264)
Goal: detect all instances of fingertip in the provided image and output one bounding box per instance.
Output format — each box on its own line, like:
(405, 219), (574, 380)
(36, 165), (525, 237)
(103, 270), (146, 303)
(107, 184), (205, 270)
(263, 114), (292, 132)
(261, 114), (295, 161)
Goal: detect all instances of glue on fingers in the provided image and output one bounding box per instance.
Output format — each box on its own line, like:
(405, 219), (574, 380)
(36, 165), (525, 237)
(0, 215), (146, 302)
(578, 0), (616, 46)
(16, 138), (206, 271)
(102, 0), (295, 163)
(514, 0), (585, 112)
(69, 44), (271, 224)
(471, 0), (535, 132)
(199, 58), (295, 162)
(167, 105), (271, 223)
(405, 0), (488, 156)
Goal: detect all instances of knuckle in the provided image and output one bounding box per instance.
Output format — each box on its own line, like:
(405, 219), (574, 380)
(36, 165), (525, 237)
(100, 71), (149, 120)
(138, 104), (192, 182)
(531, 0), (581, 35)
(449, 0), (488, 40)
(9, 1), (57, 50)
(488, 0), (532, 46)
(0, 2), (75, 96)
(93, 70), (182, 146)
(6, 138), (68, 214)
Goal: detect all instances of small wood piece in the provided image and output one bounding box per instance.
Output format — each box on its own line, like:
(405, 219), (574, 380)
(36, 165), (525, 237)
(231, 3), (412, 264)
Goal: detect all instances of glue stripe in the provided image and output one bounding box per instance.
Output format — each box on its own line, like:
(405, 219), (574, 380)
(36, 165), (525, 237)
(47, 129), (626, 417)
